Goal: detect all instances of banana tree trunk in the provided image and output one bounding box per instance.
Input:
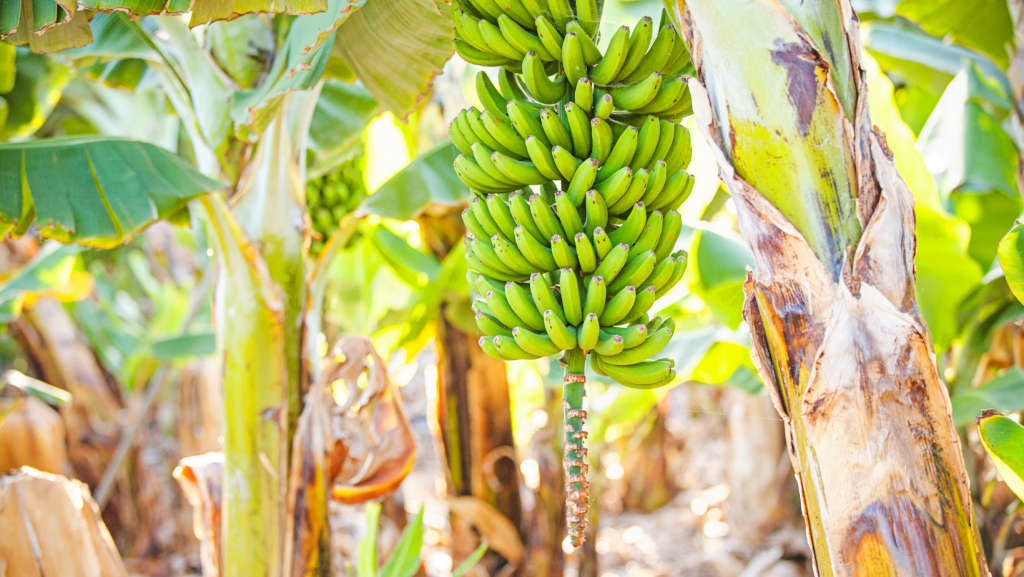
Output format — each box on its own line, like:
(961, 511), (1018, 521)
(673, 1), (987, 574)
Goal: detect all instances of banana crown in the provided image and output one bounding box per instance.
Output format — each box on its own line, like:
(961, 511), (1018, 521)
(451, 1), (698, 390)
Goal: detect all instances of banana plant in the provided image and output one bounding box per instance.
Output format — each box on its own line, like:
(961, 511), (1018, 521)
(673, 0), (988, 573)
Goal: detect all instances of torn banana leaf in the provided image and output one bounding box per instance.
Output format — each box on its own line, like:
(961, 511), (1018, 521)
(0, 137), (224, 248)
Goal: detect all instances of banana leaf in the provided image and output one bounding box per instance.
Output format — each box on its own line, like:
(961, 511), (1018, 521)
(977, 412), (1024, 502)
(356, 142), (468, 220)
(2, 50), (72, 140)
(897, 0), (1014, 69)
(0, 241), (81, 322)
(0, 137), (224, 247)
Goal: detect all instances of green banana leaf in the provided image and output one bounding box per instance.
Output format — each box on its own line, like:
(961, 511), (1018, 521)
(951, 367), (1024, 426)
(330, 0), (453, 118)
(0, 369), (72, 405)
(366, 223), (440, 289)
(2, 50), (72, 140)
(977, 412), (1024, 503)
(999, 221), (1024, 305)
(951, 276), (1024, 391)
(0, 137), (224, 247)
(0, 241), (81, 322)
(356, 142), (469, 220)
(379, 507), (425, 577)
(687, 224), (752, 330)
(308, 78), (379, 160)
(357, 502), (381, 577)
(151, 332), (216, 359)
(897, 0), (1014, 69)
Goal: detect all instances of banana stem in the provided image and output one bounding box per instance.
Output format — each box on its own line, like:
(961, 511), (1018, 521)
(562, 347), (589, 547)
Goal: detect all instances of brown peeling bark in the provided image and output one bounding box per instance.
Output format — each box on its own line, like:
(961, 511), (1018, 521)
(677, 1), (987, 574)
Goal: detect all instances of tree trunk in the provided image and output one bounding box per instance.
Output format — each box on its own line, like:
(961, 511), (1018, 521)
(674, 1), (987, 574)
(422, 213), (524, 575)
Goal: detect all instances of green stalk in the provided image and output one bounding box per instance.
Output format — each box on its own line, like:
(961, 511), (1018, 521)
(562, 347), (588, 547)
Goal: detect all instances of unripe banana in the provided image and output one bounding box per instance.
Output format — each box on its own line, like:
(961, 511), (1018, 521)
(464, 0), (503, 21)
(650, 170), (694, 212)
(476, 72), (510, 122)
(628, 210), (663, 258)
(550, 234), (579, 269)
(617, 16), (652, 81)
(535, 15), (564, 57)
(482, 109), (530, 158)
(499, 15), (550, 59)
(565, 21), (602, 65)
(545, 0), (573, 30)
(584, 189), (608, 236)
(456, 39), (517, 67)
(622, 284), (657, 324)
(594, 93), (614, 120)
(505, 280), (547, 330)
(622, 24), (677, 84)
(596, 125), (638, 181)
(502, 0), (536, 28)
(634, 77), (687, 116)
(593, 242), (630, 285)
(608, 250), (656, 293)
(592, 227), (613, 259)
(509, 190), (546, 243)
(477, 311), (513, 337)
(594, 333), (624, 356)
(583, 274), (606, 317)
(532, 273), (565, 323)
(456, 155), (510, 192)
(559, 267), (583, 325)
(640, 160), (668, 206)
(608, 170), (649, 215)
(479, 19), (527, 60)
(508, 100), (549, 146)
(473, 237), (521, 276)
(590, 116), (614, 163)
(591, 356), (674, 388)
(543, 309), (578, 350)
(522, 52), (567, 104)
(472, 143), (520, 186)
(590, 25), (630, 86)
(606, 323), (647, 348)
(565, 102), (592, 158)
(492, 232), (538, 275)
(664, 122), (692, 174)
(551, 145), (582, 181)
(653, 251), (687, 298)
(608, 202), (647, 246)
(487, 289), (528, 328)
(494, 335), (541, 360)
(599, 286), (636, 325)
(609, 72), (662, 111)
(566, 157), (599, 206)
(540, 108), (573, 152)
(599, 325), (671, 365)
(450, 118), (476, 156)
(575, 0), (599, 37)
(519, 0), (547, 21)
(574, 77), (594, 113)
(468, 252), (527, 281)
(577, 313), (601, 350)
(554, 190), (584, 238)
(575, 232), (598, 273)
(562, 32), (587, 86)
(475, 272), (506, 296)
(464, 207), (493, 241)
(654, 209), (682, 262)
(498, 67), (530, 101)
(596, 166), (633, 208)
(480, 336), (515, 360)
(515, 225), (558, 270)
(454, 9), (493, 53)
(513, 326), (563, 356)
(525, 136), (563, 180)
(640, 255), (675, 292)
(471, 196), (502, 237)
(529, 193), (566, 241)
(631, 116), (661, 171)
(468, 108), (521, 160)
(492, 150), (549, 186)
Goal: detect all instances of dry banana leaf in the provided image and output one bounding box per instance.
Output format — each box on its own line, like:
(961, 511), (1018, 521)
(445, 496), (524, 566)
(0, 396), (68, 475)
(178, 359), (224, 458)
(326, 336), (416, 503)
(0, 467), (127, 577)
(173, 453), (224, 577)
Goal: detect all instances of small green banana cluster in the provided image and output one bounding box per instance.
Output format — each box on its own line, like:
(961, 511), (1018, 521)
(306, 151), (367, 257)
(450, 1), (697, 548)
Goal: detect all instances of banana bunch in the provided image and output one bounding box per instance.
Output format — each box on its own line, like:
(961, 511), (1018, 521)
(306, 151), (367, 257)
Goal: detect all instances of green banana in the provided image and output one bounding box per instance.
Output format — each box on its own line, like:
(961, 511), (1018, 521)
(594, 93), (614, 120)
(654, 251), (687, 298)
(453, 9), (492, 52)
(519, 0), (547, 19)
(463, 208), (492, 241)
(654, 209), (682, 262)
(480, 336), (515, 360)
(493, 335), (541, 360)
(525, 136), (563, 180)
(577, 313), (601, 351)
(593, 242), (630, 282)
(499, 67), (530, 100)
(492, 150), (549, 185)
(590, 116), (614, 163)
(487, 288), (528, 328)
(515, 225), (559, 270)
(472, 143), (520, 186)
(609, 72), (662, 111)
(531, 273), (566, 323)
(476, 73), (510, 123)
(474, 272), (506, 295)
(468, 108), (519, 160)
(562, 32), (588, 86)
(596, 125), (638, 181)
(575, 0), (598, 37)
(476, 311), (513, 337)
(471, 196), (502, 236)
(551, 145), (582, 181)
(492, 232), (538, 275)
(640, 255), (675, 292)
(551, 234), (578, 269)
(630, 116), (661, 171)
(499, 14), (554, 60)
(534, 15), (564, 57)
(634, 77), (687, 115)
(594, 333), (624, 356)
(565, 102), (592, 159)
(575, 233), (597, 272)
(508, 100), (548, 146)
(472, 238), (520, 276)
(540, 107), (573, 152)
(583, 274), (606, 317)
(509, 190), (546, 243)
(661, 39), (692, 78)
(468, 253), (528, 281)
(559, 267), (583, 325)
(464, 0), (503, 20)
(529, 193), (566, 241)
(522, 51), (567, 104)
(622, 24), (677, 84)
(449, 118), (476, 157)
(505, 280), (547, 330)
(502, 0), (536, 28)
(645, 121), (675, 170)
(608, 202), (647, 245)
(640, 161), (668, 206)
(554, 190), (584, 238)
(592, 356), (674, 388)
(628, 210), (663, 258)
(455, 39), (517, 67)
(482, 110), (529, 158)
(599, 325), (671, 365)
(664, 122), (692, 174)
(513, 327), (563, 356)
(564, 22), (601, 66)
(592, 227), (612, 259)
(606, 323), (647, 348)
(584, 189), (608, 236)
(608, 250), (655, 293)
(617, 16), (652, 81)
(608, 169), (649, 214)
(545, 0), (572, 30)
(566, 157), (599, 206)
(543, 309), (578, 350)
(650, 170), (694, 212)
(599, 286), (636, 325)
(479, 19), (527, 60)
(486, 194), (518, 239)
(574, 77), (594, 113)
(590, 25), (629, 86)
(595, 166), (633, 208)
